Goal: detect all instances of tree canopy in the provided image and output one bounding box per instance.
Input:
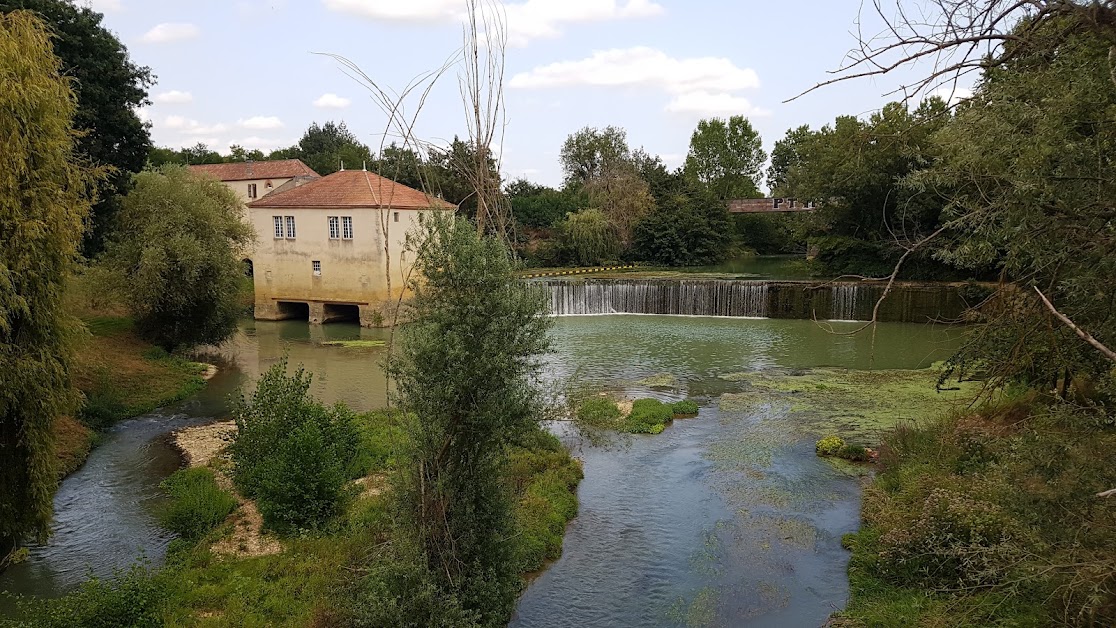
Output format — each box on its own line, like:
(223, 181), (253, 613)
(0, 10), (95, 563)
(100, 167), (253, 351)
(1, 0), (153, 256)
(683, 115), (766, 200)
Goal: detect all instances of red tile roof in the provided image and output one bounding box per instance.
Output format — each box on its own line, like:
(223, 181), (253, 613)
(247, 169), (456, 210)
(188, 159), (319, 182)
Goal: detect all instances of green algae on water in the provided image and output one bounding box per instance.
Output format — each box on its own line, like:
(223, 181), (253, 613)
(320, 340), (387, 349)
(718, 367), (981, 441)
(636, 372), (679, 388)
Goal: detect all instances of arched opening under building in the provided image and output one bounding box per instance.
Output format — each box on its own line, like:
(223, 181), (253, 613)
(275, 301), (309, 321)
(322, 303), (360, 324)
(242, 258), (254, 278)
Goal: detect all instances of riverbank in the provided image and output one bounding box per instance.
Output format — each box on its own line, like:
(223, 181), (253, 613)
(832, 395), (1116, 626)
(11, 408), (582, 627)
(54, 316), (211, 477)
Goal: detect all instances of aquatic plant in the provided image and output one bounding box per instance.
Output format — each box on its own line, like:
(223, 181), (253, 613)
(815, 435), (846, 457)
(576, 396), (622, 428)
(625, 398), (673, 434)
(671, 400), (699, 416)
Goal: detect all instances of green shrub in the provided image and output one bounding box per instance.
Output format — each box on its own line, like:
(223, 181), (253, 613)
(12, 563), (166, 628)
(575, 396), (621, 428)
(838, 444), (870, 462)
(348, 410), (406, 477)
(625, 398), (673, 434)
(671, 400), (699, 416)
(78, 370), (128, 431)
(159, 468), (237, 541)
(815, 435), (845, 456)
(229, 359), (359, 533)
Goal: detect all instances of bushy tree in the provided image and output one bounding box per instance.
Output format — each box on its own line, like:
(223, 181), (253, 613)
(229, 360), (359, 532)
(556, 209), (621, 266)
(389, 213), (552, 625)
(101, 167), (253, 350)
(288, 121), (372, 176)
(560, 126), (653, 245)
(0, 11), (94, 564)
(506, 179), (586, 228)
(633, 183), (731, 266)
(785, 100), (954, 276)
(683, 115), (766, 200)
(1, 0), (153, 256)
(924, 24), (1116, 384)
(766, 124), (812, 197)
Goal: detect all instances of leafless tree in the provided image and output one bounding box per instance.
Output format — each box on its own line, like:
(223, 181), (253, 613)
(791, 0), (1116, 103)
(459, 0), (514, 241)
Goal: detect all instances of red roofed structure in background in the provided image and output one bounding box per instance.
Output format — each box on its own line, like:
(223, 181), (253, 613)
(188, 159), (318, 182)
(189, 159), (320, 205)
(248, 169), (455, 210)
(245, 168), (455, 329)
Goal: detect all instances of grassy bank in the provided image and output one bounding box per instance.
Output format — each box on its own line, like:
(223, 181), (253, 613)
(53, 315), (208, 476)
(9, 412), (582, 627)
(834, 395), (1116, 627)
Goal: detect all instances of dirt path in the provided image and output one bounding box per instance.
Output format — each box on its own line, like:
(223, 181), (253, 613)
(171, 421), (282, 558)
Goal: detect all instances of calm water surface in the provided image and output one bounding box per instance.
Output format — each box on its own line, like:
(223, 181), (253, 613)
(1, 315), (960, 627)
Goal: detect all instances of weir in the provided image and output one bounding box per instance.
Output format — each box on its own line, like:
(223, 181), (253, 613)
(536, 278), (967, 323)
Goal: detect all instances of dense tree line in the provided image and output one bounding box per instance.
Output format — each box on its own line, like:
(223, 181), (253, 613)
(509, 115), (767, 267)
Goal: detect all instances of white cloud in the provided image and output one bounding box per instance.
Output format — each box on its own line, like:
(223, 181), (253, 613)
(503, 0), (663, 45)
(321, 0), (663, 45)
(141, 23), (200, 44)
(227, 137), (290, 151)
(163, 116), (228, 135)
(511, 47), (765, 115)
(239, 116), (284, 130)
(510, 47), (759, 93)
(313, 93), (352, 109)
(665, 91), (770, 117)
(926, 85), (973, 105)
(134, 106), (150, 123)
(153, 90), (193, 104)
(82, 0), (122, 12)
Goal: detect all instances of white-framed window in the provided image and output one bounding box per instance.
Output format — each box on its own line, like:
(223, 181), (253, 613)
(328, 216), (340, 240)
(272, 216), (283, 239)
(284, 216), (296, 239)
(248, 183), (258, 199)
(342, 216), (353, 239)
(312, 260), (322, 276)
(393, 211), (400, 223)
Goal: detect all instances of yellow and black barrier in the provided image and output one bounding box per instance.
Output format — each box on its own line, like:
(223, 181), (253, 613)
(520, 265), (636, 279)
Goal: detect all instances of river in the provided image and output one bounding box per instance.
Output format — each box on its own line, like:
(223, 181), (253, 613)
(0, 315), (961, 626)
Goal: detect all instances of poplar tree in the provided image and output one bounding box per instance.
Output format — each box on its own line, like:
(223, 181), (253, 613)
(0, 11), (95, 565)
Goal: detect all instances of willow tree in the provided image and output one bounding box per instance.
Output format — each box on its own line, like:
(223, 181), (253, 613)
(0, 11), (96, 565)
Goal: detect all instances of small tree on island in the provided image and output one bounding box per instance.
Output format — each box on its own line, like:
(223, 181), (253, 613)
(384, 213), (553, 625)
(99, 166), (253, 351)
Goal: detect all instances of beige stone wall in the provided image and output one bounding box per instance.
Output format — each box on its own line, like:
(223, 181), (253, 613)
(249, 205), (431, 326)
(225, 177), (294, 204)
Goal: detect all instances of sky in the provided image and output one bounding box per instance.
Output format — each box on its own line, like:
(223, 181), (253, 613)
(80, 0), (962, 190)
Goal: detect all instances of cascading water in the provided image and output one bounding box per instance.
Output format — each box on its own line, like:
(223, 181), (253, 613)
(543, 279), (768, 318)
(830, 284), (861, 321)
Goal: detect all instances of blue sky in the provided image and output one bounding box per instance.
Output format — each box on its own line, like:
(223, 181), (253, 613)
(82, 0), (955, 190)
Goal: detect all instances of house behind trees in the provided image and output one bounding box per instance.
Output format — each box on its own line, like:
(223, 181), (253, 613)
(246, 168), (455, 326)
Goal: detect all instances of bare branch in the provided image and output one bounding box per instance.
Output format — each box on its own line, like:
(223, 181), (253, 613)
(1034, 286), (1116, 362)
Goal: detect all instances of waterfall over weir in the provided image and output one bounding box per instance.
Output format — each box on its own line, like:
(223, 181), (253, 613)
(545, 279), (769, 317)
(535, 278), (968, 323)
